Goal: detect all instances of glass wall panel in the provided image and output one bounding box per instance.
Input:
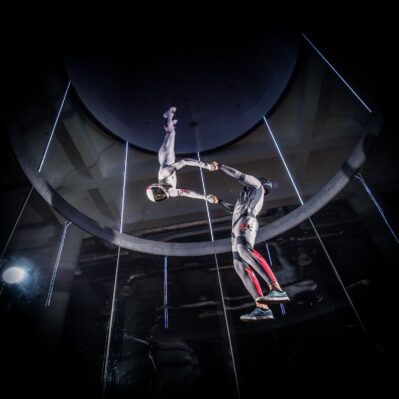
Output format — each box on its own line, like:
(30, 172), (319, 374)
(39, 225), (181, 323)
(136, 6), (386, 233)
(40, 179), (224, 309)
(314, 172), (399, 348)
(0, 127), (31, 251)
(266, 47), (371, 200)
(0, 189), (77, 394)
(39, 97), (126, 230)
(217, 213), (375, 396)
(58, 232), (117, 396)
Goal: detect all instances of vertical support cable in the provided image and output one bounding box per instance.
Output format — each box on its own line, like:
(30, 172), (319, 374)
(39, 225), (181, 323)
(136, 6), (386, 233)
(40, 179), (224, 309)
(264, 119), (304, 205)
(0, 80), (72, 264)
(0, 186), (34, 264)
(263, 116), (369, 339)
(45, 220), (72, 306)
(265, 243), (285, 316)
(197, 152), (240, 398)
(119, 143), (129, 235)
(354, 173), (399, 244)
(301, 33), (372, 114)
(164, 256), (169, 329)
(103, 142), (129, 394)
(38, 80), (72, 172)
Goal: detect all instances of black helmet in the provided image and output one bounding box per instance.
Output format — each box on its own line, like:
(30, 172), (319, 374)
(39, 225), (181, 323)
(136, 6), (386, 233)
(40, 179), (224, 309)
(258, 177), (272, 195)
(146, 184), (170, 202)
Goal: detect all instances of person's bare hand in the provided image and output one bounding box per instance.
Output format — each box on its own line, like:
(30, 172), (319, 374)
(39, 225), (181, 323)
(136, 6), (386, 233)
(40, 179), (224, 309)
(211, 161), (220, 170)
(207, 161), (220, 171)
(206, 194), (220, 204)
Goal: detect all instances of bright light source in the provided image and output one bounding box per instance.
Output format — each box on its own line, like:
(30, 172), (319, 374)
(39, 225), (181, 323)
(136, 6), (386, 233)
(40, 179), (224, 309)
(2, 266), (27, 284)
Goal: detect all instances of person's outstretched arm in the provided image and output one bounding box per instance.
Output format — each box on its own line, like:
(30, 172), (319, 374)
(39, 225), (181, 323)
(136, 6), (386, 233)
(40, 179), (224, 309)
(171, 159), (218, 172)
(217, 163), (261, 189)
(168, 188), (219, 204)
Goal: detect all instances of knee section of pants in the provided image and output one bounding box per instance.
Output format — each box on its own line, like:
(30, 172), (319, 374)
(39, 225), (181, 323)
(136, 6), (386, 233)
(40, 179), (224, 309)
(233, 261), (247, 278)
(237, 244), (253, 261)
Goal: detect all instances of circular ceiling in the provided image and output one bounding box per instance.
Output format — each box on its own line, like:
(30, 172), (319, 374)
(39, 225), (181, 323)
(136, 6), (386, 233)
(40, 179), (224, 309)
(64, 31), (300, 153)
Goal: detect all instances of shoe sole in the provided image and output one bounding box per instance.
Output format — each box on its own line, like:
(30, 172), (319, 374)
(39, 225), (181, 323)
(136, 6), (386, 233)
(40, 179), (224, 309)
(240, 316), (274, 322)
(257, 297), (290, 305)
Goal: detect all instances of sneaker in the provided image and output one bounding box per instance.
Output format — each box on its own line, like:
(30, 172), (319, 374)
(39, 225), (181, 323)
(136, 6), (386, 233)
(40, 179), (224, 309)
(240, 307), (274, 322)
(256, 290), (290, 305)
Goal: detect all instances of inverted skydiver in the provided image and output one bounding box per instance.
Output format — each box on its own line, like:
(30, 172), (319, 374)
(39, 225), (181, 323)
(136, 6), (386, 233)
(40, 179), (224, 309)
(210, 163), (290, 321)
(146, 107), (219, 204)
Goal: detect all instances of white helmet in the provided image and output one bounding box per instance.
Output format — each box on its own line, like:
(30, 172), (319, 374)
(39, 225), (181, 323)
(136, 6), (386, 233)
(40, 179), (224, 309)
(146, 183), (170, 202)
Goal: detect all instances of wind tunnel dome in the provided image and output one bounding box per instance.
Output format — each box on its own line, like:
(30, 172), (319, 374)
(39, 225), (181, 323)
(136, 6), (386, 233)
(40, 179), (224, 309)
(64, 31), (301, 153)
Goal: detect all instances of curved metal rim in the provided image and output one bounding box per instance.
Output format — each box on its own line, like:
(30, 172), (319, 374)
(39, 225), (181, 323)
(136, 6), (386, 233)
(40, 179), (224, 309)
(8, 113), (382, 256)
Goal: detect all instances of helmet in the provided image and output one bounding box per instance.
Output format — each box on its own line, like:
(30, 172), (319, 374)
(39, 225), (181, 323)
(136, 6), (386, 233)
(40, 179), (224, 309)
(258, 177), (272, 195)
(146, 184), (170, 202)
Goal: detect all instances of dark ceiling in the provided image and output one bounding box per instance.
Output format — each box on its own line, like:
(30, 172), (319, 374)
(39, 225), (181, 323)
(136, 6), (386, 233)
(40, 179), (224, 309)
(64, 31), (300, 153)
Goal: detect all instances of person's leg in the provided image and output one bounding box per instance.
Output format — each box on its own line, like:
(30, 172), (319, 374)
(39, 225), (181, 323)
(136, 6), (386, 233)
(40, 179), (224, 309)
(236, 231), (289, 303)
(236, 230), (277, 287)
(232, 252), (262, 301)
(159, 122), (176, 168)
(232, 238), (273, 321)
(158, 133), (175, 166)
(249, 248), (286, 291)
(249, 248), (279, 288)
(232, 239), (270, 307)
(231, 238), (260, 299)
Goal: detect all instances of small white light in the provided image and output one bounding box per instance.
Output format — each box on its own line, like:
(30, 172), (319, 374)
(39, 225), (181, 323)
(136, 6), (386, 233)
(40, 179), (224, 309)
(2, 266), (27, 284)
